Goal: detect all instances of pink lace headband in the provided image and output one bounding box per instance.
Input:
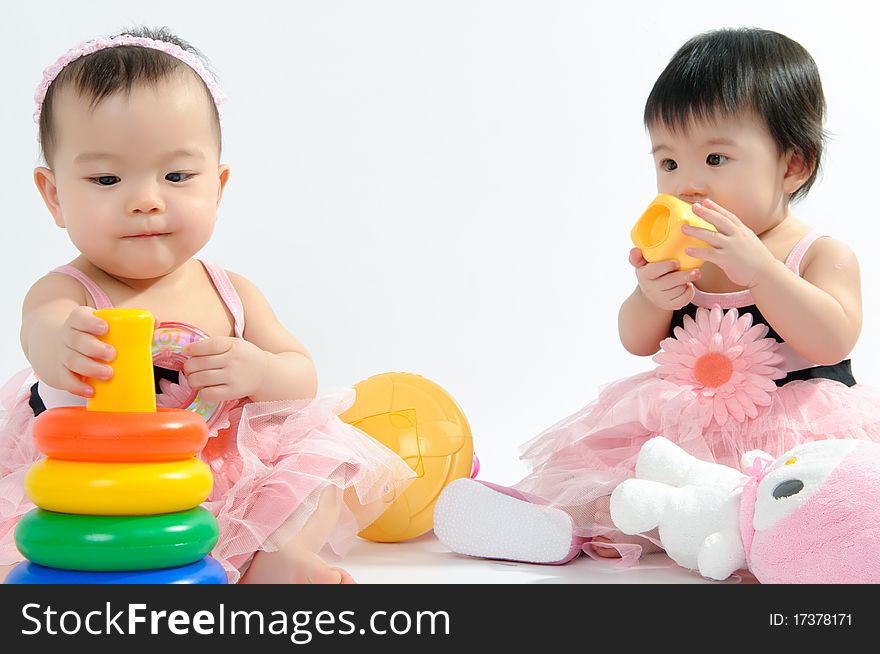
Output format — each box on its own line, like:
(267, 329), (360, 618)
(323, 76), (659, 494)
(34, 35), (226, 127)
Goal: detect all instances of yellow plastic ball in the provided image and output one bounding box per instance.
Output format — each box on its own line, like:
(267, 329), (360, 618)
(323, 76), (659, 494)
(341, 372), (474, 543)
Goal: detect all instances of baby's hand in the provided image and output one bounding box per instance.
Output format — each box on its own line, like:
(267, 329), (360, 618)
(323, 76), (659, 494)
(630, 248), (699, 311)
(183, 337), (269, 403)
(57, 307), (115, 398)
(682, 199), (777, 288)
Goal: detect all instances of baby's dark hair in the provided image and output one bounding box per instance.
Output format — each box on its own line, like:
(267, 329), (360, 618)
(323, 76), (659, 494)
(644, 28), (826, 201)
(39, 26), (221, 166)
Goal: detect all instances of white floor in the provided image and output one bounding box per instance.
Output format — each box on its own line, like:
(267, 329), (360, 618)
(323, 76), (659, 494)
(342, 532), (757, 584)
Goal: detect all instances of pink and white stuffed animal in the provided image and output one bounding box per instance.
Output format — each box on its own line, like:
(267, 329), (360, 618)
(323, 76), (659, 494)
(609, 437), (880, 583)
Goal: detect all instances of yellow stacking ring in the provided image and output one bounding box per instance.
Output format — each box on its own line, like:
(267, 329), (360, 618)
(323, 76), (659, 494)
(25, 458), (213, 515)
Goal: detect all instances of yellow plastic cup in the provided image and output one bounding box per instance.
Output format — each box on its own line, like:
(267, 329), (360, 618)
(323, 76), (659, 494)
(88, 308), (156, 413)
(631, 194), (717, 270)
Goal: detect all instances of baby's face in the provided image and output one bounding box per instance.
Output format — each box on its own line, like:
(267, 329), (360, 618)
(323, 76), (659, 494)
(648, 111), (793, 235)
(40, 72), (228, 280)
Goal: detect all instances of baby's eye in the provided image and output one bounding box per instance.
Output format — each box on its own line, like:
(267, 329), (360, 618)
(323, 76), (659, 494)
(660, 159), (678, 172)
(91, 175), (120, 186)
(166, 172), (194, 183)
(706, 154), (728, 166)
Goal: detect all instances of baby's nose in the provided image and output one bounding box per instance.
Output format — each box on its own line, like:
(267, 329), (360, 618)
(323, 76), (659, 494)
(675, 178), (708, 202)
(127, 186), (165, 214)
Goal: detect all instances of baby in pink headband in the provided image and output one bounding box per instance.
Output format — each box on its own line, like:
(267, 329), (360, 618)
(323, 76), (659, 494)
(0, 27), (414, 584)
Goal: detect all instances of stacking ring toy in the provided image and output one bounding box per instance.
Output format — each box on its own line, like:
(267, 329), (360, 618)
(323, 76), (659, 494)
(33, 406), (208, 462)
(153, 322), (230, 430)
(5, 557), (228, 584)
(15, 508), (219, 571)
(89, 308), (156, 412)
(25, 458), (213, 515)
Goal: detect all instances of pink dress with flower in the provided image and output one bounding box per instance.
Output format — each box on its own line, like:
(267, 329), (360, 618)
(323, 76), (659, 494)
(0, 262), (415, 582)
(513, 232), (880, 554)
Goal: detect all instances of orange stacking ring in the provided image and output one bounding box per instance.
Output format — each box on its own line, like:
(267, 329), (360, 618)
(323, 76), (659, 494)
(33, 406), (208, 462)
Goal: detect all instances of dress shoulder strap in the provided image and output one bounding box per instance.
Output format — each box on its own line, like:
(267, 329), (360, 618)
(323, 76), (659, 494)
(784, 231), (829, 276)
(200, 260), (246, 338)
(50, 265), (114, 309)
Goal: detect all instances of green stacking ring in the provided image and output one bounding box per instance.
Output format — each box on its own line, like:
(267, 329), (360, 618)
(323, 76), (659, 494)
(14, 507), (219, 572)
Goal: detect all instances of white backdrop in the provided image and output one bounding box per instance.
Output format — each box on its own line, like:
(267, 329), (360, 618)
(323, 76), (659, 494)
(2, 1), (878, 485)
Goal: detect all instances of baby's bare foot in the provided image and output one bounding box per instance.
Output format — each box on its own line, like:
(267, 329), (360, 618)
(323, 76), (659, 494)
(241, 547), (356, 584)
(590, 504), (625, 558)
(590, 536), (623, 559)
(298, 551), (356, 584)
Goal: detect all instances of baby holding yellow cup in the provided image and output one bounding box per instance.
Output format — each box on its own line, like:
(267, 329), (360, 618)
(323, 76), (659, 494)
(631, 194), (717, 270)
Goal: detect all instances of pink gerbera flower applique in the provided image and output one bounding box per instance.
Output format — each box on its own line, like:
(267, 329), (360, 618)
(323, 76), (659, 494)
(653, 306), (785, 426)
(156, 375), (196, 409)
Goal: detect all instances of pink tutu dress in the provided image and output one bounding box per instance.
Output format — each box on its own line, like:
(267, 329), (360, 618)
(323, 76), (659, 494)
(512, 231), (880, 555)
(0, 262), (415, 582)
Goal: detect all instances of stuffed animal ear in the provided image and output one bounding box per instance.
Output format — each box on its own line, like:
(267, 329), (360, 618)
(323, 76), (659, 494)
(634, 437), (696, 485)
(637, 437), (744, 489)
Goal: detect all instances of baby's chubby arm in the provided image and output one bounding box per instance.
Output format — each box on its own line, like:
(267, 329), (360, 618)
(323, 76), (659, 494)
(183, 271), (318, 403)
(750, 236), (862, 365)
(20, 273), (115, 397)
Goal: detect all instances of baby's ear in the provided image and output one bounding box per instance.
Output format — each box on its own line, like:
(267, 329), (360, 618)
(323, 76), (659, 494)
(33, 167), (65, 228)
(782, 149), (812, 195)
(216, 164), (231, 206)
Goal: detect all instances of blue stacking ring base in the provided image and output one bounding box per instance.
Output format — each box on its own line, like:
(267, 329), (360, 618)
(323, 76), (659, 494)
(5, 556), (228, 584)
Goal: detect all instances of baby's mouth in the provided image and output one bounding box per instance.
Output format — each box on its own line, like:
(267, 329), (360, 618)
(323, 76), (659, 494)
(125, 232), (170, 239)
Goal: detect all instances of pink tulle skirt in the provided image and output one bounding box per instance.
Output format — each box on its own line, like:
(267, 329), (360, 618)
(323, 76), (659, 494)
(513, 370), (880, 557)
(0, 371), (415, 583)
